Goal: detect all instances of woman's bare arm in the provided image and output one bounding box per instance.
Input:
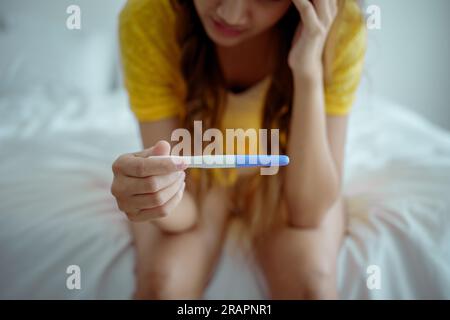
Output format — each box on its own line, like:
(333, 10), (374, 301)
(284, 0), (344, 228)
(138, 118), (198, 233)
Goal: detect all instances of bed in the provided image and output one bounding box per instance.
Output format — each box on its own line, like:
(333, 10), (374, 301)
(0, 85), (449, 299)
(1, 0), (450, 300)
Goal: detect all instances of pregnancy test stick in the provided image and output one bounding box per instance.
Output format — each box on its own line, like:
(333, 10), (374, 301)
(150, 155), (290, 168)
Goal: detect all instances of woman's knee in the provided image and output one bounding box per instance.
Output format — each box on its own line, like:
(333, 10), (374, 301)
(257, 224), (341, 299)
(263, 248), (338, 299)
(144, 265), (204, 299)
(141, 230), (223, 299)
(295, 264), (338, 299)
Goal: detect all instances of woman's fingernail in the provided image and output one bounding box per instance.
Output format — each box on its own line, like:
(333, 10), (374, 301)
(172, 158), (187, 169)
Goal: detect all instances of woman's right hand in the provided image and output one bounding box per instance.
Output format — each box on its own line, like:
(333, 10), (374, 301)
(111, 140), (187, 222)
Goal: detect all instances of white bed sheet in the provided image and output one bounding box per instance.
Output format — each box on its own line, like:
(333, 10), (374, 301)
(0, 87), (449, 299)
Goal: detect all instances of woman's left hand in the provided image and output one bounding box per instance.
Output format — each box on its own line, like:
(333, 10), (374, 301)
(288, 0), (338, 78)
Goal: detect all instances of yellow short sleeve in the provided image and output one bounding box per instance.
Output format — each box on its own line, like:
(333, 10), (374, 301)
(325, 1), (367, 116)
(119, 0), (185, 122)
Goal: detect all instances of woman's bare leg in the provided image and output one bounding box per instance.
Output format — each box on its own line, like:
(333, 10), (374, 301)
(255, 197), (346, 299)
(131, 186), (231, 299)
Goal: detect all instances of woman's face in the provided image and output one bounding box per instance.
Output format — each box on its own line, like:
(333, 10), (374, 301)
(194, 0), (292, 47)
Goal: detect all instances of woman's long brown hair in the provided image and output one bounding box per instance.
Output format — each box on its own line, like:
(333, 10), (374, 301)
(170, 0), (362, 243)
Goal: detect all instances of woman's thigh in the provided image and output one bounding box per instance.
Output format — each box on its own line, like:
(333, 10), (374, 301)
(255, 197), (346, 299)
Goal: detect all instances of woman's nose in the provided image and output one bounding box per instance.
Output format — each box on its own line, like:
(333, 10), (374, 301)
(216, 0), (249, 26)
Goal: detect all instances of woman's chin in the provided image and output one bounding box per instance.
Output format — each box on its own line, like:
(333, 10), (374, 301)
(211, 35), (248, 49)
(204, 28), (247, 48)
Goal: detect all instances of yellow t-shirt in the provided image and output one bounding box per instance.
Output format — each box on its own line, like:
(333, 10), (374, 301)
(119, 0), (366, 185)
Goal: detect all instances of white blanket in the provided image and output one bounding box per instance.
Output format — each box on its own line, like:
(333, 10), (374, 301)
(0, 88), (449, 299)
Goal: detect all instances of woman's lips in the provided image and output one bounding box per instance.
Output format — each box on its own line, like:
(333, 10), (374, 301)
(211, 18), (245, 37)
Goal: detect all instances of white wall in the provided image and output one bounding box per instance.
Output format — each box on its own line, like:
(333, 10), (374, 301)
(0, 0), (127, 93)
(0, 0), (125, 32)
(363, 0), (450, 130)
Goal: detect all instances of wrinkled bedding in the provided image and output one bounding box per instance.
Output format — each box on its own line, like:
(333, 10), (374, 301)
(0, 88), (449, 299)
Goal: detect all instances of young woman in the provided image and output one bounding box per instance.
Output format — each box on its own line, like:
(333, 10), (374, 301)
(112, 0), (366, 299)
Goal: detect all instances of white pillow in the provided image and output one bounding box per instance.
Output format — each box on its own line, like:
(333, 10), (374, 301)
(0, 30), (115, 95)
(0, 0), (124, 95)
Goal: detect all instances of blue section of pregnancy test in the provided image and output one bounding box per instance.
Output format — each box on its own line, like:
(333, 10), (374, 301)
(235, 155), (290, 167)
